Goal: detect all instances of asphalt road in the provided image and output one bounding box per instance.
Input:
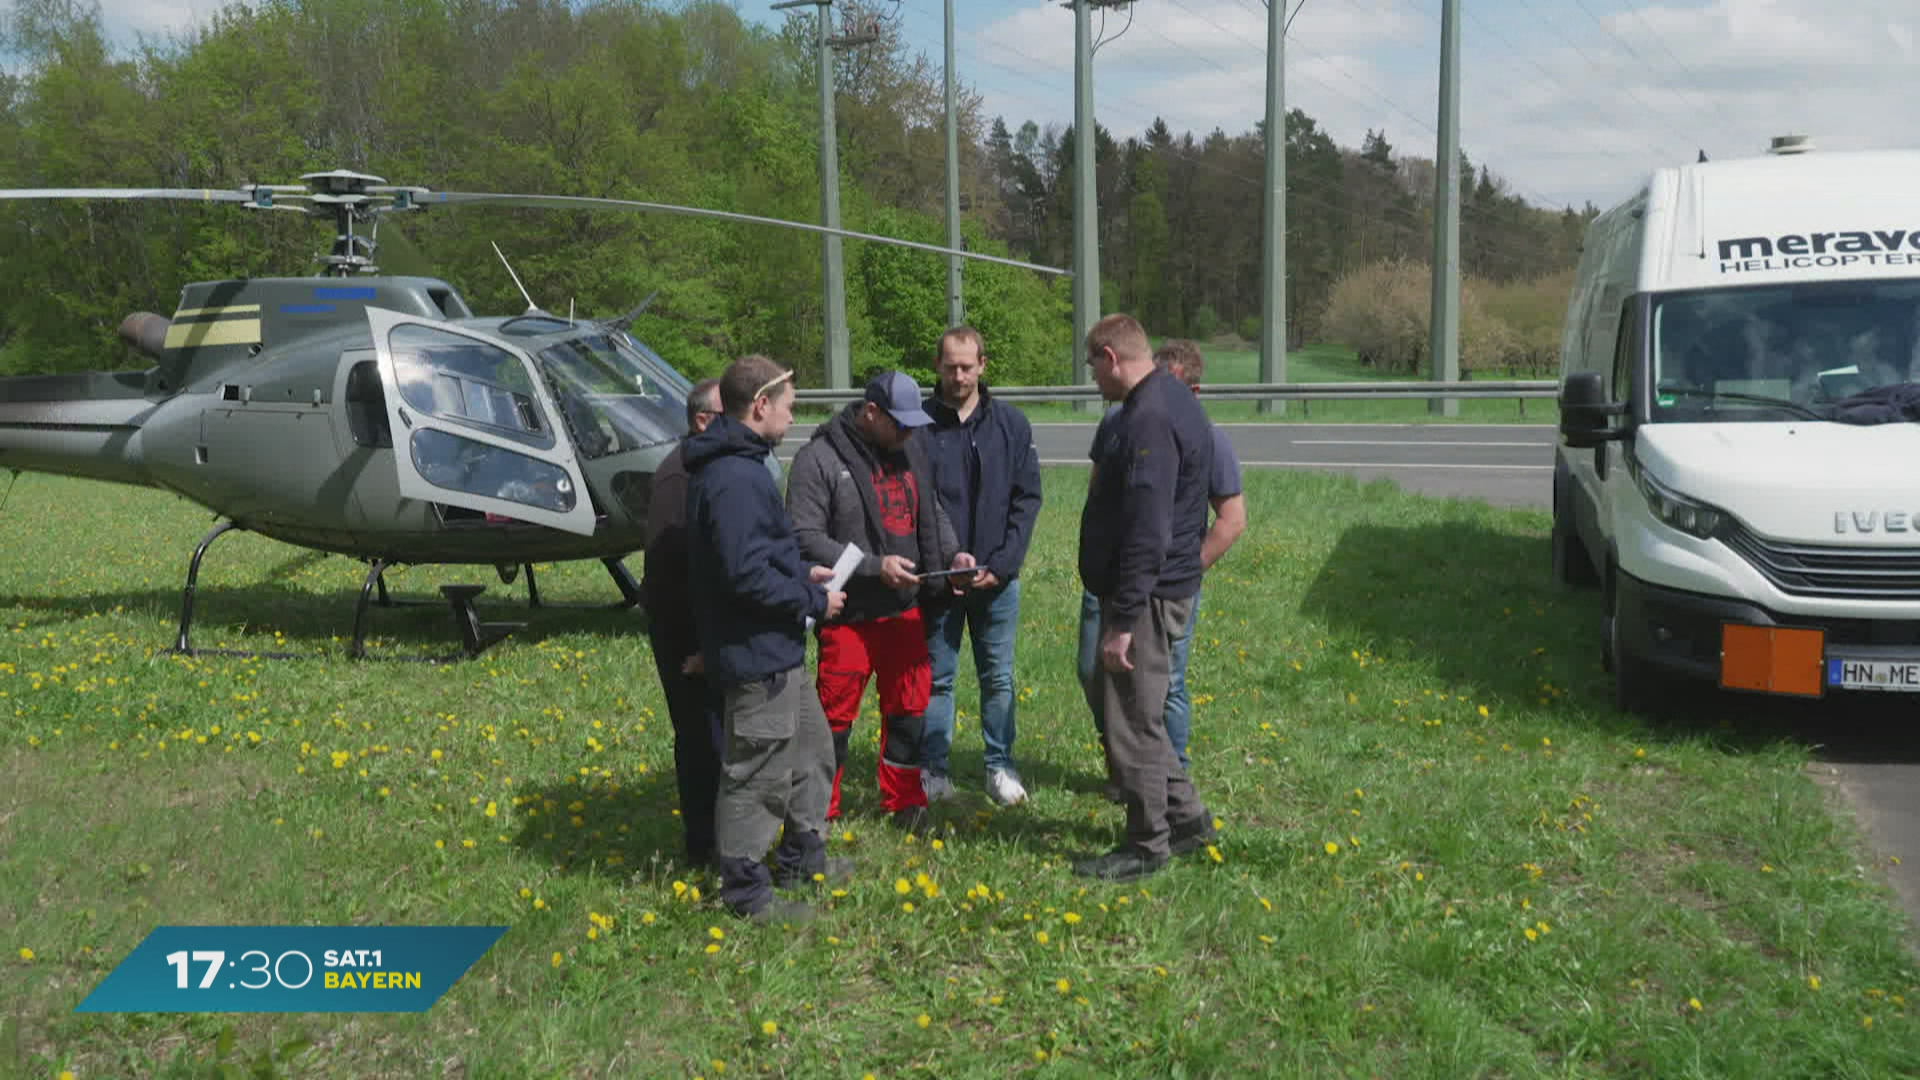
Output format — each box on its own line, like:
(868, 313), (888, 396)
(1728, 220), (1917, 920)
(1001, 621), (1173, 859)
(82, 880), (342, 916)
(784, 422), (1557, 509)
(782, 418), (1920, 938)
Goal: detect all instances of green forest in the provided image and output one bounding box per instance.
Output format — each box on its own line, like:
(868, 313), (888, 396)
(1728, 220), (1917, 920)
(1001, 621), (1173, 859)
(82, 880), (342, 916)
(0, 0), (1595, 385)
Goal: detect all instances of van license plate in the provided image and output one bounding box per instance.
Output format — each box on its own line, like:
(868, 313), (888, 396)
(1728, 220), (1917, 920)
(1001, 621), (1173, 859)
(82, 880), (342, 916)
(1828, 658), (1920, 692)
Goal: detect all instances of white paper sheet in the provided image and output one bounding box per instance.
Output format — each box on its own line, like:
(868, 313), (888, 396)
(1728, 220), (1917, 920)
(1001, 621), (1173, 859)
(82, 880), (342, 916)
(807, 542), (865, 630)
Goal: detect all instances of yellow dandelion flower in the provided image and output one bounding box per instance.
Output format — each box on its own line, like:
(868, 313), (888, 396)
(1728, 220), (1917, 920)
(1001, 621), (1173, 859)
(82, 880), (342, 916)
(1034, 931), (1050, 945)
(708, 926), (725, 941)
(902, 902), (916, 913)
(1056, 978), (1071, 993)
(586, 928), (599, 941)
(673, 881), (688, 896)
(1324, 841), (1340, 855)
(705, 943), (721, 954)
(1688, 997), (1703, 1011)
(1477, 704), (1489, 717)
(550, 951), (563, 968)
(642, 912), (656, 925)
(931, 839), (944, 851)
(1809, 975), (1822, 991)
(434, 839), (446, 850)
(894, 878), (912, 895)
(533, 898), (546, 910)
(1524, 928), (1538, 942)
(916, 1013), (931, 1029)
(989, 994), (1004, 1005)
(1063, 912), (1082, 925)
(18, 947), (34, 962)
(485, 801), (497, 818)
(761, 1020), (778, 1036)
(1863, 1015), (1874, 1029)
(1034, 1049), (1049, 1062)
(1207, 844), (1223, 863)
(1259, 896), (1273, 912)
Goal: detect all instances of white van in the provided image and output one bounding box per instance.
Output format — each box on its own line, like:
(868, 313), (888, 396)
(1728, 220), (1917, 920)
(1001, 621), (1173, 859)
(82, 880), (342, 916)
(1554, 138), (1920, 711)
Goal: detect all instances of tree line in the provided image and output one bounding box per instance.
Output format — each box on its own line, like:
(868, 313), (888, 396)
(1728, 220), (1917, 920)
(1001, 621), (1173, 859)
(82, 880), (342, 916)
(0, 0), (1594, 386)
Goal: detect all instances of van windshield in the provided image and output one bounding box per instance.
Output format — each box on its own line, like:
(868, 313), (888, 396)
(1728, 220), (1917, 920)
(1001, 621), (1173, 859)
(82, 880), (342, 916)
(1651, 279), (1920, 422)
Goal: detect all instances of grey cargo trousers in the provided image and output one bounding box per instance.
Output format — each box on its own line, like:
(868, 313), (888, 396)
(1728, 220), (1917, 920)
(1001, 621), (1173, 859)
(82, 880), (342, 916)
(715, 666), (835, 914)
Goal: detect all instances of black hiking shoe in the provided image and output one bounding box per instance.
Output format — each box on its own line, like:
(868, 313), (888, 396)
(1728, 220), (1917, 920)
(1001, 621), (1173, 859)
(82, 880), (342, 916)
(1168, 813), (1218, 857)
(1071, 847), (1169, 882)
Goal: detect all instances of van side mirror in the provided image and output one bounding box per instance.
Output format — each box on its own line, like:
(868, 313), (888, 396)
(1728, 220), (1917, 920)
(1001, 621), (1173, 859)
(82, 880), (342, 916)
(1560, 371), (1626, 447)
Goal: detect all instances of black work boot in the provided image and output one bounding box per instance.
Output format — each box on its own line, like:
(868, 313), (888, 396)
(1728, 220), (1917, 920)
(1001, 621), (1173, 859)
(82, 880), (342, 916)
(1071, 847), (1169, 882)
(1168, 811), (1218, 857)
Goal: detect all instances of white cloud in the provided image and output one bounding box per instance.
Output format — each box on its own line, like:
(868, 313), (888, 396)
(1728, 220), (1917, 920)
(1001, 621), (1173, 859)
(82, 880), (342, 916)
(94, 0), (206, 43)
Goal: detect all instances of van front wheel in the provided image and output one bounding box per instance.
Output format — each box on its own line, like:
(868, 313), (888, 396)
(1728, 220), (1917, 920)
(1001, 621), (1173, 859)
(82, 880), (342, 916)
(1606, 582), (1665, 715)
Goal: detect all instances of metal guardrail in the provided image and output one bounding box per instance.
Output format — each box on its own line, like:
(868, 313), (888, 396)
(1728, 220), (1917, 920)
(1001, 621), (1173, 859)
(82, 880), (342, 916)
(793, 379), (1560, 414)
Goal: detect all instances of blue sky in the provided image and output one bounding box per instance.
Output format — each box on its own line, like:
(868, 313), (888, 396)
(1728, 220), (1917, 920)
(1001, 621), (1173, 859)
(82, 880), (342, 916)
(81, 0), (1920, 209)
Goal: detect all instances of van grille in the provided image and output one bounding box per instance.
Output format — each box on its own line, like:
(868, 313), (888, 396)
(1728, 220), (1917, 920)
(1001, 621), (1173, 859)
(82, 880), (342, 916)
(1724, 524), (1920, 601)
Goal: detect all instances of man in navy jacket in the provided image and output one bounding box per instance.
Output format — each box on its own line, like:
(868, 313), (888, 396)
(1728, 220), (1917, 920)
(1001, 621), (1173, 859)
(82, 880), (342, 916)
(1076, 314), (1215, 882)
(686, 355), (845, 921)
(919, 327), (1044, 806)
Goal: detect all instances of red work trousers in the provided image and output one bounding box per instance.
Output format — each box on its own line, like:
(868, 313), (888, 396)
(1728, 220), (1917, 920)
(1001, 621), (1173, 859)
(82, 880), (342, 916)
(817, 608), (930, 816)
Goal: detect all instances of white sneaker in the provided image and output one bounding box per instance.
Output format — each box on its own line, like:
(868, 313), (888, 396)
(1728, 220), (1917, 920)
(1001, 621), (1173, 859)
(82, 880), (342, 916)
(986, 768), (1028, 806)
(921, 771), (957, 803)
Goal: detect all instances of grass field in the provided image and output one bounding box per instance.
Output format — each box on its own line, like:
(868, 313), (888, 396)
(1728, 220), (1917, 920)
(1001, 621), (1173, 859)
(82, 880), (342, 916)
(1006, 343), (1557, 426)
(4, 468), (1918, 1078)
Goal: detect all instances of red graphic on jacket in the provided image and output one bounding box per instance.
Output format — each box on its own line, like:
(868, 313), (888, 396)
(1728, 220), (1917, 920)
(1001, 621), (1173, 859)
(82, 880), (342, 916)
(871, 462), (918, 537)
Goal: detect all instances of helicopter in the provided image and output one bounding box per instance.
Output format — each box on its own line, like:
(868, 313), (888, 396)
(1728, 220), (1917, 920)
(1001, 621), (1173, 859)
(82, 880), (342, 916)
(0, 170), (1068, 659)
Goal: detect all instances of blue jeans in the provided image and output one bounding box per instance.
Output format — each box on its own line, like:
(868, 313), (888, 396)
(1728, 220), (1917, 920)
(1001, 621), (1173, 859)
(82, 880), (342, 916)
(1079, 587), (1200, 769)
(923, 578), (1022, 776)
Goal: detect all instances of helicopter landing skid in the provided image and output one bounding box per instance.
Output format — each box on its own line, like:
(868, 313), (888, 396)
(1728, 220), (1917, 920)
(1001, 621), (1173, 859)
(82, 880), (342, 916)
(519, 558), (645, 610)
(350, 559), (524, 661)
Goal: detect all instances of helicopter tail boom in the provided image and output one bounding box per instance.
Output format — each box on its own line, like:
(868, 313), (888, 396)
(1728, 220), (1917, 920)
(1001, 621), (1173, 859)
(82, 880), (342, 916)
(0, 371), (155, 486)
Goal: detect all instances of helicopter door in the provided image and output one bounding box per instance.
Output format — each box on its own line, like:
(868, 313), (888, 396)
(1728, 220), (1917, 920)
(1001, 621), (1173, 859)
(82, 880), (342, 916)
(366, 308), (597, 536)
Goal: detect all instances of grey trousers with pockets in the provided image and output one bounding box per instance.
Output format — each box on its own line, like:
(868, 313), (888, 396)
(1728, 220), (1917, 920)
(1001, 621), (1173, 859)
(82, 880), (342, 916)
(715, 666), (834, 914)
(1090, 595), (1205, 859)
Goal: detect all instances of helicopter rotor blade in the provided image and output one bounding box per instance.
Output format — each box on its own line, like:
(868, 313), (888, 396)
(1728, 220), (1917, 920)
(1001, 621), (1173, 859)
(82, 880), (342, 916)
(370, 215), (438, 278)
(0, 187), (257, 204)
(417, 191), (1071, 277)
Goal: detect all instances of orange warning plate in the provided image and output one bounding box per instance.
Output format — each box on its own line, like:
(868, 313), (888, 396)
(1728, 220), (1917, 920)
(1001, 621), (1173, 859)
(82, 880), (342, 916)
(1720, 623), (1824, 697)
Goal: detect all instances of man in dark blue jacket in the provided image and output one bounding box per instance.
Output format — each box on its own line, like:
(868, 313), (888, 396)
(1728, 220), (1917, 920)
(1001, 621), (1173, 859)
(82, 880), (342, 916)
(686, 355), (846, 922)
(1076, 314), (1215, 882)
(919, 327), (1044, 806)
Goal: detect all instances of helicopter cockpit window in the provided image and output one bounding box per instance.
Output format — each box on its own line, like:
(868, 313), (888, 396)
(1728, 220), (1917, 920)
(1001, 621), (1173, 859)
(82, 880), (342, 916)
(535, 331), (688, 460)
(409, 428), (577, 513)
(388, 324), (556, 451)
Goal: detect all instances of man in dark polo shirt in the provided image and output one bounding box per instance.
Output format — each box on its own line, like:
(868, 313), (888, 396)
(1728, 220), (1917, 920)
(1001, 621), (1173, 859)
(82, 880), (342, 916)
(641, 377), (723, 869)
(1076, 313), (1215, 881)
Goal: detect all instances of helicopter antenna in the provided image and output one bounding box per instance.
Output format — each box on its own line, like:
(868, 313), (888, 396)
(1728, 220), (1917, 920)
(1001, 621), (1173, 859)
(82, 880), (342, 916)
(0, 469), (19, 515)
(491, 242), (539, 313)
(604, 289), (661, 331)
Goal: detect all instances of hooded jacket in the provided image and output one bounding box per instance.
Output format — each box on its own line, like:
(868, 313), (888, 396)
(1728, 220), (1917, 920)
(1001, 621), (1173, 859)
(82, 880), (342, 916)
(921, 385), (1043, 583)
(787, 404), (959, 624)
(684, 414), (827, 684)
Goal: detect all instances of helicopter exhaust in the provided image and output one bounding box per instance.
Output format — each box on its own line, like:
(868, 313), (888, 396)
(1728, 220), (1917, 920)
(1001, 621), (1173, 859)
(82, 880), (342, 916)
(118, 312), (171, 361)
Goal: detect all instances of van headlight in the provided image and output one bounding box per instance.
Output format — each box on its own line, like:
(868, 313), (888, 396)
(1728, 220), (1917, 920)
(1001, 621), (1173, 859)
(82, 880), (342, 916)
(1634, 465), (1727, 540)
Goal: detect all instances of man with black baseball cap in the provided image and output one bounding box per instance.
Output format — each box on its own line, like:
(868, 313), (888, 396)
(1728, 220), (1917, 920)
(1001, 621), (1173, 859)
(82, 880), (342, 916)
(787, 369), (976, 831)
